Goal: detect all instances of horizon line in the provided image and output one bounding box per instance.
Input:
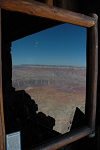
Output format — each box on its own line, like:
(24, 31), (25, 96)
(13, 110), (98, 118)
(12, 64), (86, 68)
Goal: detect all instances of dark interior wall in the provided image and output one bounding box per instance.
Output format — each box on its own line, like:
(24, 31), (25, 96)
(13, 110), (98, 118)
(53, 0), (82, 12)
(35, 0), (45, 3)
(2, 42), (13, 107)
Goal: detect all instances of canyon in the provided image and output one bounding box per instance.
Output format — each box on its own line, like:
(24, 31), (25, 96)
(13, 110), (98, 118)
(12, 65), (86, 133)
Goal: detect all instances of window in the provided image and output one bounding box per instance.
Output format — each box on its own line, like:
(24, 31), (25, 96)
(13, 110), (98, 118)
(0, 1), (98, 150)
(11, 23), (86, 135)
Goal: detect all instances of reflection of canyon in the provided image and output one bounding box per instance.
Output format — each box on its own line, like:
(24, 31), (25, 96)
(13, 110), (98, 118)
(12, 65), (86, 133)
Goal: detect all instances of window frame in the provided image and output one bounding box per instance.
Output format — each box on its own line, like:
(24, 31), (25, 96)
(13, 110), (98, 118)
(0, 1), (98, 150)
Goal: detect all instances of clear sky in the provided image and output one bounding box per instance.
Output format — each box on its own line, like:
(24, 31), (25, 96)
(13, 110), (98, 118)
(11, 23), (86, 67)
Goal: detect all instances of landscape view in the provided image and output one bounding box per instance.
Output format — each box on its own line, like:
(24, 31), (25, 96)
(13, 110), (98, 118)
(11, 23), (86, 134)
(12, 65), (86, 133)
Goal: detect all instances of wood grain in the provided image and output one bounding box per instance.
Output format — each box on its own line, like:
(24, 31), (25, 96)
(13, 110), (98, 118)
(0, 0), (95, 27)
(0, 7), (6, 150)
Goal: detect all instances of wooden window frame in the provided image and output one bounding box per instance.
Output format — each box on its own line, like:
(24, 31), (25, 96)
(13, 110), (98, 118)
(0, 0), (98, 150)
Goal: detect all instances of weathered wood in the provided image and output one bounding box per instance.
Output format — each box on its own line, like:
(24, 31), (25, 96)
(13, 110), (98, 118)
(45, 0), (53, 6)
(0, 0), (95, 27)
(32, 126), (92, 150)
(0, 7), (6, 150)
(85, 14), (98, 132)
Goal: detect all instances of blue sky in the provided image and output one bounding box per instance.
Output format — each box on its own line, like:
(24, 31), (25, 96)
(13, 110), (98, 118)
(11, 23), (86, 67)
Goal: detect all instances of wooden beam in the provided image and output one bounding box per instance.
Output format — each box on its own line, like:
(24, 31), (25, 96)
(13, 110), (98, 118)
(45, 0), (53, 6)
(32, 126), (92, 150)
(0, 7), (6, 150)
(0, 0), (95, 27)
(86, 14), (98, 132)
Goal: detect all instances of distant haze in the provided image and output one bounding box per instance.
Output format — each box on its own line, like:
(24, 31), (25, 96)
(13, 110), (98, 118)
(12, 65), (86, 94)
